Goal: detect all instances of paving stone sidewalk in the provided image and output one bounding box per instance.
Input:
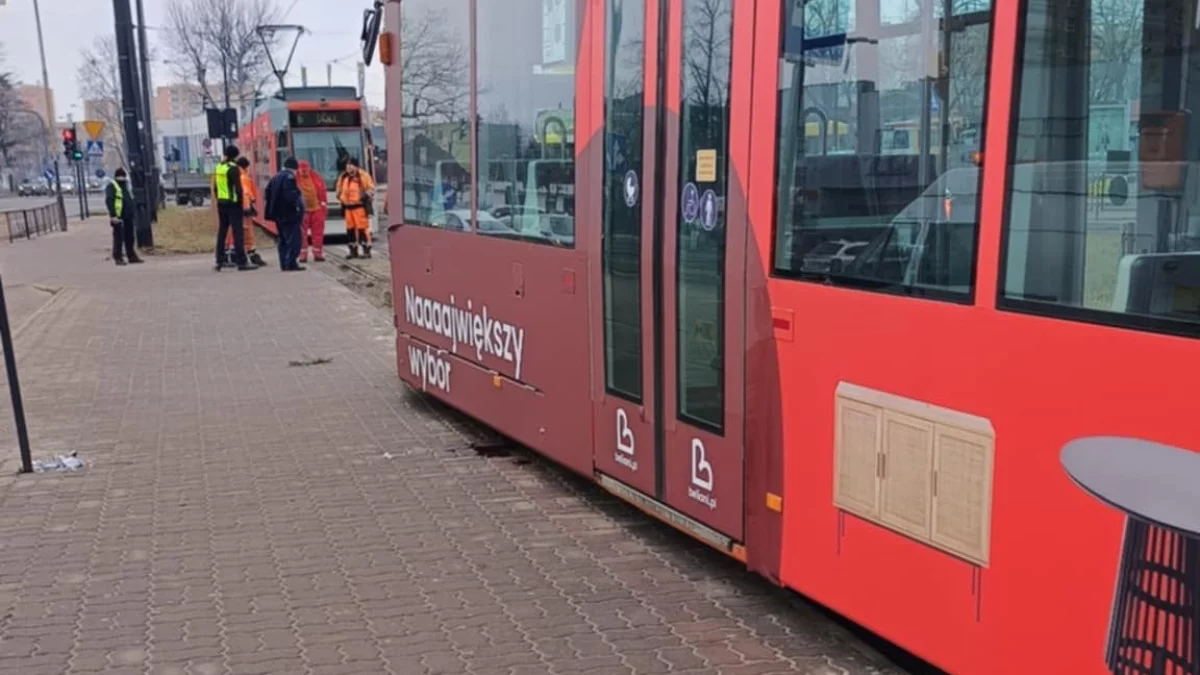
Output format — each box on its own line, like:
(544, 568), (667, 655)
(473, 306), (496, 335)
(0, 222), (912, 675)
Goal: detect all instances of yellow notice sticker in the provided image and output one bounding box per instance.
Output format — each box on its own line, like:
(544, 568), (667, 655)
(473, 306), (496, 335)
(695, 150), (717, 182)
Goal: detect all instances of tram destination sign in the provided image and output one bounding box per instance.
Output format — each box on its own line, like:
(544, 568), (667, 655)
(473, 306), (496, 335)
(289, 109), (362, 128)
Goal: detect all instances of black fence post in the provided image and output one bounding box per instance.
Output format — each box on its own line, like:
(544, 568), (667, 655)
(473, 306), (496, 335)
(0, 276), (33, 474)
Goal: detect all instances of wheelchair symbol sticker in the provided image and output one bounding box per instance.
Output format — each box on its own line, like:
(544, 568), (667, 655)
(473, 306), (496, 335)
(682, 183), (700, 223)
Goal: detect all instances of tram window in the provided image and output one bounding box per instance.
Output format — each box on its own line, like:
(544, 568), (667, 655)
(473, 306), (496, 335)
(475, 0), (577, 248)
(601, 0), (646, 401)
(676, 0), (733, 432)
(1001, 0), (1200, 336)
(397, 0), (473, 230)
(772, 0), (992, 300)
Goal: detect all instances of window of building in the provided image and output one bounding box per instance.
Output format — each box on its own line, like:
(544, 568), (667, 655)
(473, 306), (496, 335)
(602, 0), (646, 401)
(1002, 0), (1200, 336)
(773, 0), (992, 299)
(676, 0), (733, 431)
(398, 0), (473, 230)
(475, 0), (577, 247)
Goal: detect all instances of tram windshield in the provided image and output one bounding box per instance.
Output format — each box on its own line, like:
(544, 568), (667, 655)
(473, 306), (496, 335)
(291, 129), (364, 186)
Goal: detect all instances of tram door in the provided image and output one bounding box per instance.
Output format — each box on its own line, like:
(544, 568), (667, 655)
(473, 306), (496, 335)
(590, 0), (750, 542)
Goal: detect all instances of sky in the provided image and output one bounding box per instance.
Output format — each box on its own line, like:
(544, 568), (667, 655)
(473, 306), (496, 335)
(0, 0), (387, 121)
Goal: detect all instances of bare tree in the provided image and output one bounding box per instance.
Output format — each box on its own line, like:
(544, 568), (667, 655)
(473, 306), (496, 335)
(1089, 0), (1143, 104)
(0, 53), (40, 173)
(76, 37), (130, 168)
(400, 5), (469, 124)
(161, 0), (284, 117)
(684, 0), (732, 108)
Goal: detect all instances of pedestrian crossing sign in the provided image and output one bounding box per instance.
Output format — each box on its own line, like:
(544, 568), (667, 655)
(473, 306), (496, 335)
(86, 140), (104, 158)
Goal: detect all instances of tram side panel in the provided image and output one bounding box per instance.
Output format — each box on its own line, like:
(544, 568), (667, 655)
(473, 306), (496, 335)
(389, 228), (594, 477)
(750, 1), (1198, 672)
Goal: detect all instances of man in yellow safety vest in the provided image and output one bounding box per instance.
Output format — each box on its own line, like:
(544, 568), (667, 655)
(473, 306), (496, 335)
(105, 168), (142, 266)
(212, 145), (256, 272)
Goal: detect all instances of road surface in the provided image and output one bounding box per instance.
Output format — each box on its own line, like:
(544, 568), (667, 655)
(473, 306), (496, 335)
(0, 196), (54, 213)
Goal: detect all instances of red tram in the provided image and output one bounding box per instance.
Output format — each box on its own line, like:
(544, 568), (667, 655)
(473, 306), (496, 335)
(375, 0), (1200, 673)
(238, 86), (374, 237)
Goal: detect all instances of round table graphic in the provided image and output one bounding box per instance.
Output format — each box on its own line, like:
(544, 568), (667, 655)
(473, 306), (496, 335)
(1061, 437), (1200, 675)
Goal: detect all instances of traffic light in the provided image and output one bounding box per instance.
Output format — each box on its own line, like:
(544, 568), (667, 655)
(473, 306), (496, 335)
(61, 126), (82, 161)
(61, 128), (76, 159)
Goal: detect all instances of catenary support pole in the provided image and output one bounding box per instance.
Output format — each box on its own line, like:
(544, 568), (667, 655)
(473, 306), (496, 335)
(113, 0), (151, 241)
(0, 276), (34, 474)
(135, 0), (159, 228)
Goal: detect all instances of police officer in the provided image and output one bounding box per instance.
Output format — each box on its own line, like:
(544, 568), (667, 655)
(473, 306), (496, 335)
(212, 145), (256, 272)
(106, 168), (142, 266)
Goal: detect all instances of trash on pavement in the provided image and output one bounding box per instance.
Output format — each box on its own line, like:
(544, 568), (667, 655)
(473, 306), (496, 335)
(33, 452), (85, 473)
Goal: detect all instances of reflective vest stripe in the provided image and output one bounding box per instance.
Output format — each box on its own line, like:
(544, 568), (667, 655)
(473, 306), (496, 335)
(214, 161), (236, 203)
(109, 180), (123, 218)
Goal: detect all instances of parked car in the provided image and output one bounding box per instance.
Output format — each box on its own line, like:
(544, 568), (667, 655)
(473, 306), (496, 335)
(16, 179), (36, 197)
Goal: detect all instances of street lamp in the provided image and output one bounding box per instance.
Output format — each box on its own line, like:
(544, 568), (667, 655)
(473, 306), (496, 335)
(29, 0), (67, 230)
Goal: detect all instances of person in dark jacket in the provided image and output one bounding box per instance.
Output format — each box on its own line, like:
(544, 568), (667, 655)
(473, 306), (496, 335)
(105, 168), (142, 266)
(264, 156), (307, 271)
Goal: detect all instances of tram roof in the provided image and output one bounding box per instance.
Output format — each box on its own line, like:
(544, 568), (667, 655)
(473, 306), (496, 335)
(252, 86), (363, 118)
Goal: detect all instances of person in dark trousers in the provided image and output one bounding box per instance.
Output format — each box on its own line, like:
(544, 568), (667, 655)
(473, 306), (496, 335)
(106, 168), (142, 266)
(264, 157), (307, 271)
(212, 144), (255, 272)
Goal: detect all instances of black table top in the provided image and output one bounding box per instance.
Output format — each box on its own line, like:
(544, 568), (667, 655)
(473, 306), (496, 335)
(1061, 436), (1200, 537)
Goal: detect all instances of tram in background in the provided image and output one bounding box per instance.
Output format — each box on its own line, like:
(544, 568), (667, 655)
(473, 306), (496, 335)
(238, 86), (374, 238)
(371, 0), (1200, 673)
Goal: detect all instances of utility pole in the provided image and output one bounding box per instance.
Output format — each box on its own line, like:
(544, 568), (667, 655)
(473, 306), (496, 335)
(113, 0), (150, 242)
(135, 0), (159, 226)
(30, 0), (67, 231)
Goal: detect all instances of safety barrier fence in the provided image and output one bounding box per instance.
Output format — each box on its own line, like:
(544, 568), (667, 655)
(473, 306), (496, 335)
(0, 203), (67, 243)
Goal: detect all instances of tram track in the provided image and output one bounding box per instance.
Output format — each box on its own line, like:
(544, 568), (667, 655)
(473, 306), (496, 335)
(255, 226), (394, 307)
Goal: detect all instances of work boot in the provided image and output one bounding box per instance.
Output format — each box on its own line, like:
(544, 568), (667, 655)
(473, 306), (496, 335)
(348, 244), (359, 259)
(362, 244), (372, 259)
(249, 250), (266, 267)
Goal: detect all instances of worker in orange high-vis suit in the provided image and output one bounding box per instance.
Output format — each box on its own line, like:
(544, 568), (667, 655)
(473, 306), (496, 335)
(336, 158), (375, 259)
(222, 156), (266, 266)
(295, 160), (328, 263)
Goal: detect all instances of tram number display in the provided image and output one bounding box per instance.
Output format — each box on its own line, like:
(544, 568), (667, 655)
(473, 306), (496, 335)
(289, 109), (362, 128)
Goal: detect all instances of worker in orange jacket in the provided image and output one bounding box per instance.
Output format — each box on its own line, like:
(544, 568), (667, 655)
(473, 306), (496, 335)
(296, 160), (328, 262)
(336, 158), (375, 259)
(222, 156), (266, 266)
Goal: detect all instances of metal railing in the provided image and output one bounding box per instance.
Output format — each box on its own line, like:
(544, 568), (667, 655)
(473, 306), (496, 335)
(0, 202), (67, 243)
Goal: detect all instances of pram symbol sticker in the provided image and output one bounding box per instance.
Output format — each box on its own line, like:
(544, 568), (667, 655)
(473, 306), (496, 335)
(623, 170), (639, 208)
